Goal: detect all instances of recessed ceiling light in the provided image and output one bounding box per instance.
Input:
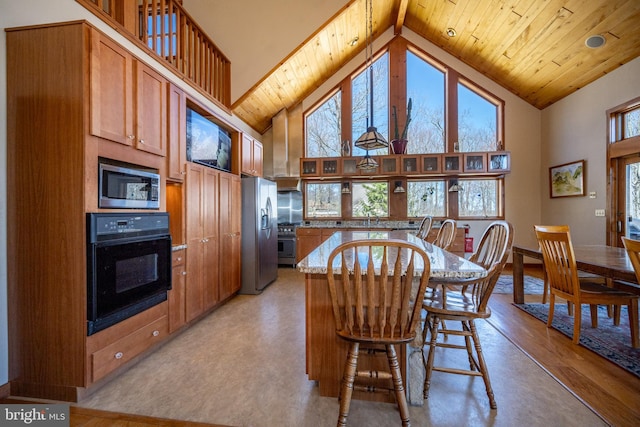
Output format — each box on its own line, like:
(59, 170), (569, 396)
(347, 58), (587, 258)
(446, 28), (457, 37)
(348, 36), (359, 47)
(585, 34), (606, 49)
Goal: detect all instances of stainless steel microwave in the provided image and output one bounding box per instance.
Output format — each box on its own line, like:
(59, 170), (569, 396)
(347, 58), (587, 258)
(99, 163), (160, 209)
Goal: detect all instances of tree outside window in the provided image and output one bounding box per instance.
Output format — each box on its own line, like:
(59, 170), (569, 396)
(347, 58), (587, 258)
(352, 182), (389, 218)
(305, 183), (341, 217)
(458, 179), (500, 218)
(305, 91), (342, 157)
(458, 83), (499, 152)
(407, 180), (446, 217)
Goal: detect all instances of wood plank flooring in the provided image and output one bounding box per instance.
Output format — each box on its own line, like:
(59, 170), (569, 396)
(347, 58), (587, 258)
(491, 267), (640, 427)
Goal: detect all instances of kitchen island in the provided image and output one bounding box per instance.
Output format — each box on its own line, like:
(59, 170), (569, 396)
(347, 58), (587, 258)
(298, 230), (486, 405)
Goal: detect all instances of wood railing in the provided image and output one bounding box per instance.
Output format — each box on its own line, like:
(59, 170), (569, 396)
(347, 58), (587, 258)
(79, 0), (231, 109)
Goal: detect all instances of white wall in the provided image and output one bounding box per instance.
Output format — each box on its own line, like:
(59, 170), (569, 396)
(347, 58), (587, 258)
(541, 56), (640, 245)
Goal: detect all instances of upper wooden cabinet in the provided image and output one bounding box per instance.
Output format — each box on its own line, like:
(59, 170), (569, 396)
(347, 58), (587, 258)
(90, 31), (134, 145)
(241, 134), (263, 176)
(167, 83), (187, 180)
(300, 152), (510, 178)
(90, 28), (167, 156)
(134, 61), (167, 156)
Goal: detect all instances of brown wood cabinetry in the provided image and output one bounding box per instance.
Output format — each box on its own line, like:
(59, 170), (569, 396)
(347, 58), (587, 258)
(296, 228), (323, 262)
(90, 28), (167, 156)
(167, 83), (187, 180)
(218, 173), (242, 300)
(169, 249), (187, 333)
(241, 134), (263, 176)
(185, 163), (220, 322)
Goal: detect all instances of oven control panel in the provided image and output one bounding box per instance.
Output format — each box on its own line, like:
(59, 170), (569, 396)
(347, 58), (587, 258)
(87, 213), (170, 242)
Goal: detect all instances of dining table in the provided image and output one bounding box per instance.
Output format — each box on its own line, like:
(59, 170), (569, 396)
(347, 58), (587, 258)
(297, 229), (487, 406)
(511, 244), (639, 304)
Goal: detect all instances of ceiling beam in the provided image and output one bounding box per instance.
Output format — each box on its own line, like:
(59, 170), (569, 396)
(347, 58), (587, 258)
(394, 0), (409, 34)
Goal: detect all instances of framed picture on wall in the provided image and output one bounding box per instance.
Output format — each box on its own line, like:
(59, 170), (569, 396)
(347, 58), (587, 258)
(549, 160), (585, 198)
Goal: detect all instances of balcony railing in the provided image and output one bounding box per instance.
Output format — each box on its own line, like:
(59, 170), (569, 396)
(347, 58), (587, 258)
(79, 0), (231, 109)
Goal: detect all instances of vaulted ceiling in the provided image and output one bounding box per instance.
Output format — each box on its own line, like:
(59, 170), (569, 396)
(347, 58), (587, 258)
(186, 0), (640, 134)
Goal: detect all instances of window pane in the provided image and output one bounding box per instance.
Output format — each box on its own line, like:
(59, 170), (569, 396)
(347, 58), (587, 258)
(624, 108), (640, 139)
(458, 179), (499, 217)
(406, 52), (445, 154)
(407, 181), (446, 217)
(458, 84), (498, 152)
(352, 53), (389, 156)
(352, 182), (389, 217)
(305, 183), (341, 218)
(305, 91), (342, 157)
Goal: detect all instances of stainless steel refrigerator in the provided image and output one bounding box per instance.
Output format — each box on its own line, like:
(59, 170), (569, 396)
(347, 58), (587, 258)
(240, 177), (278, 294)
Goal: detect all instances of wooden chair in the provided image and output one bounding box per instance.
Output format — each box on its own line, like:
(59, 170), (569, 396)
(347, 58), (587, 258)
(432, 218), (457, 251)
(416, 215), (433, 240)
(422, 220), (513, 409)
(534, 225), (639, 348)
(326, 239), (431, 427)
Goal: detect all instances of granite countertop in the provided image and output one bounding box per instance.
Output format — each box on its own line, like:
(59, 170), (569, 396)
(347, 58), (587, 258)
(297, 230), (485, 280)
(297, 220), (419, 230)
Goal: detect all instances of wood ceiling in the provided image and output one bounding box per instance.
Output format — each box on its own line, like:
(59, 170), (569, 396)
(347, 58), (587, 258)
(230, 0), (640, 134)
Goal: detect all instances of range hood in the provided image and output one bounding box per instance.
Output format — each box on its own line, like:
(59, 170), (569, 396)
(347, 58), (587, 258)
(271, 107), (302, 179)
(276, 178), (301, 192)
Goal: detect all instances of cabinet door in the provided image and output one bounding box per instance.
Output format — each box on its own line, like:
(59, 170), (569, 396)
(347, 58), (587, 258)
(185, 164), (205, 321)
(167, 83), (186, 180)
(296, 228), (322, 262)
(169, 251), (187, 333)
(90, 30), (134, 145)
(135, 61), (167, 156)
(218, 174), (242, 300)
(252, 140), (263, 177)
(241, 134), (254, 175)
(203, 167), (219, 309)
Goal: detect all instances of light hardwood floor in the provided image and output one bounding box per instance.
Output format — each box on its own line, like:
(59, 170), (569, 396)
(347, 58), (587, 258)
(491, 266), (640, 427)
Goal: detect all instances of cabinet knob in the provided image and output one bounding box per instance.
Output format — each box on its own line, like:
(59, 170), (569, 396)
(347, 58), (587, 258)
(114, 352), (123, 360)
(139, 139), (145, 144)
(152, 330), (160, 337)
(176, 256), (182, 262)
(127, 135), (135, 140)
(181, 271), (187, 276)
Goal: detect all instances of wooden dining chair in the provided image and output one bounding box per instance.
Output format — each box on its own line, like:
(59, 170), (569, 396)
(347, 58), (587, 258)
(416, 215), (433, 240)
(422, 220), (513, 410)
(432, 218), (457, 251)
(326, 239), (431, 427)
(535, 225), (639, 348)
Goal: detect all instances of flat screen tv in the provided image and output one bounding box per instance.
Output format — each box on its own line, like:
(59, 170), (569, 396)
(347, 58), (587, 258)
(186, 107), (232, 173)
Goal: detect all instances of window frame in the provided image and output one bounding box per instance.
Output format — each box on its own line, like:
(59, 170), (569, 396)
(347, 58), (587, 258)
(302, 36), (506, 221)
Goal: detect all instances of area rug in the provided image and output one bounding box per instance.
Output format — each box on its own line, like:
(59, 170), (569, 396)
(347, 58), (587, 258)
(493, 274), (544, 294)
(514, 303), (640, 378)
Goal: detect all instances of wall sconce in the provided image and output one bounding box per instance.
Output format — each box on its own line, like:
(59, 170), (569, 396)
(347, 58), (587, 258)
(393, 181), (405, 193)
(341, 182), (351, 194)
(448, 183), (462, 192)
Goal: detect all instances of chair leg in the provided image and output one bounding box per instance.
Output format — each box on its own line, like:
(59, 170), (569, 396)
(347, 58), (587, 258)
(542, 274), (548, 304)
(629, 299), (639, 349)
(547, 294), (556, 328)
(462, 320), (476, 371)
(337, 342), (359, 427)
(423, 315), (440, 399)
(386, 344), (410, 427)
(589, 304), (598, 328)
(469, 320), (497, 409)
(573, 303), (582, 345)
(613, 305), (621, 326)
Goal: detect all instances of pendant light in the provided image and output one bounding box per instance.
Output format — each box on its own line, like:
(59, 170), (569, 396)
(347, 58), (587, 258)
(356, 0), (386, 170)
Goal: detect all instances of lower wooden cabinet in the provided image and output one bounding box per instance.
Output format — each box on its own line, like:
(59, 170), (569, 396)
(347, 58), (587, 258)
(86, 303), (169, 384)
(169, 249), (187, 332)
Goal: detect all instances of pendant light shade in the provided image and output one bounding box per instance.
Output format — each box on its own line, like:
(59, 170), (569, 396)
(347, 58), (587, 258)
(354, 126), (388, 150)
(356, 0), (386, 170)
(356, 153), (378, 171)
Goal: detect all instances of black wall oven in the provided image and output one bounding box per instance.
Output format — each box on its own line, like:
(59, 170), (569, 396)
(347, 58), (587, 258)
(86, 212), (172, 335)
